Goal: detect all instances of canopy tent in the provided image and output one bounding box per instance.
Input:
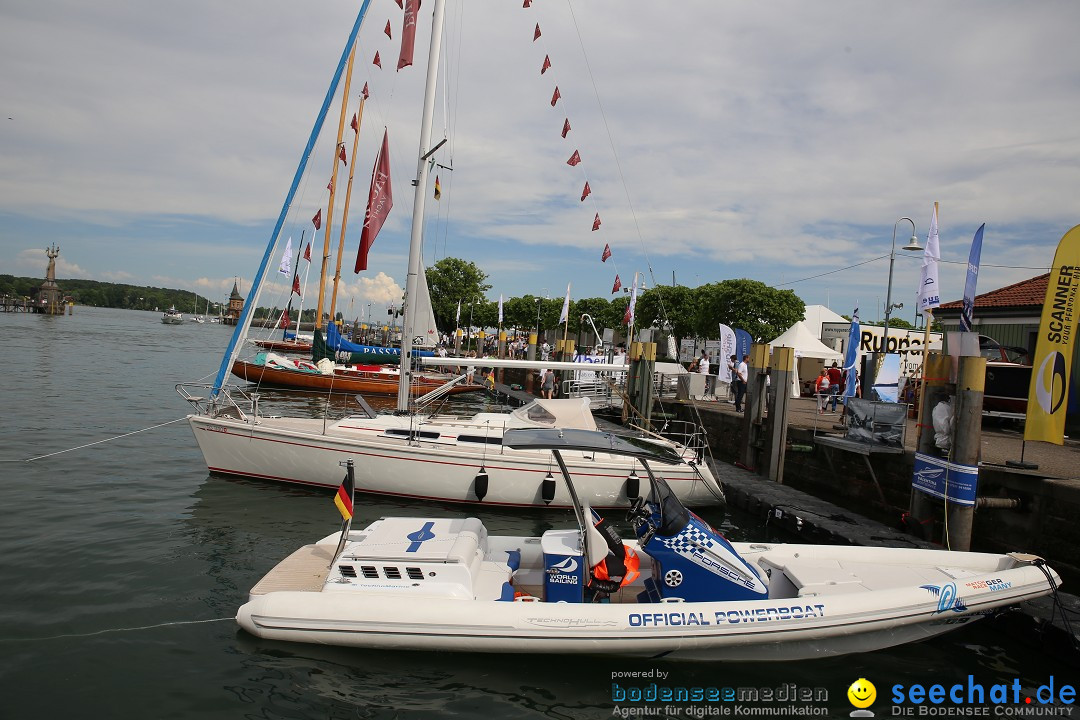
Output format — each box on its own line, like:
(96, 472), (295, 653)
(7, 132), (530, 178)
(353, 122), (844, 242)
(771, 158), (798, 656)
(769, 321), (843, 397)
(769, 321), (843, 361)
(802, 305), (848, 338)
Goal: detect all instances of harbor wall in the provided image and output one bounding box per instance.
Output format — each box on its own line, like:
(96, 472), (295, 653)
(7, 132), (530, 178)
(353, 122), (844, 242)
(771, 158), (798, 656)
(677, 403), (1080, 588)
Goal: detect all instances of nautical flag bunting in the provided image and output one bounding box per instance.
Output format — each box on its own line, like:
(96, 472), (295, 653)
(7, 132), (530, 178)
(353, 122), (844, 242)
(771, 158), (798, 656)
(580, 181), (591, 201)
(534, 23), (541, 41)
(601, 243), (611, 261)
(593, 214), (602, 232)
(373, 51), (382, 68)
(541, 55), (551, 74)
(355, 129), (393, 273)
(567, 150), (581, 166)
(551, 87), (561, 107)
(562, 118), (571, 138)
(611, 274), (621, 294)
(312, 209), (322, 230)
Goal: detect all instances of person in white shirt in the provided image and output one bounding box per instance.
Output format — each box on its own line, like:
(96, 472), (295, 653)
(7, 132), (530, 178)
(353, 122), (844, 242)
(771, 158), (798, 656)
(698, 352), (711, 397)
(734, 355), (749, 412)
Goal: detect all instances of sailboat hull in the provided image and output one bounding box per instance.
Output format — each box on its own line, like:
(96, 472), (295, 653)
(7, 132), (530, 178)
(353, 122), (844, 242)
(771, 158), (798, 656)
(187, 413), (721, 508)
(230, 359), (480, 396)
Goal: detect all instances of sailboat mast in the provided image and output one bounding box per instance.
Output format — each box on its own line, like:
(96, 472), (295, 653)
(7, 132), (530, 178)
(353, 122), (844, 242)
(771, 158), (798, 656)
(328, 94), (367, 323)
(209, 0), (374, 396)
(315, 43), (358, 331)
(396, 0), (447, 412)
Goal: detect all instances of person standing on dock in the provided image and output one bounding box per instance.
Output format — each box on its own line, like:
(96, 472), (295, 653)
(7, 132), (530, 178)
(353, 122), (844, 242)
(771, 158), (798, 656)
(815, 368), (831, 414)
(734, 355), (748, 412)
(827, 361), (843, 412)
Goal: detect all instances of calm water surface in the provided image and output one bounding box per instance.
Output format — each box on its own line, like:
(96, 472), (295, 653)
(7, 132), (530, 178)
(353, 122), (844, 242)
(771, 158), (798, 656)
(0, 308), (1066, 718)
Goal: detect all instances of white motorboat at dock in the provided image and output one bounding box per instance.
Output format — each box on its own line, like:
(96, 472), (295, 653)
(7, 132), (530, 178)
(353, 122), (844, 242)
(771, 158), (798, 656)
(237, 428), (1062, 660)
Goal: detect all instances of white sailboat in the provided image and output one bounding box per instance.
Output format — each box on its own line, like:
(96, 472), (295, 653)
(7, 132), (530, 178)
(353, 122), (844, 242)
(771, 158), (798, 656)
(181, 0), (723, 509)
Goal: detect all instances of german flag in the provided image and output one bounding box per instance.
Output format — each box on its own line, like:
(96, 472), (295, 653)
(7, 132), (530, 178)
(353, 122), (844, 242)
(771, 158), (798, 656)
(434, 175), (441, 200)
(334, 470), (354, 520)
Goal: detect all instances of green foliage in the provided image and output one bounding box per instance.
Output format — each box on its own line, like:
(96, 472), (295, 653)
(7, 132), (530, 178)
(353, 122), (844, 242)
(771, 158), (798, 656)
(692, 279), (805, 342)
(0, 275), (222, 315)
(425, 258), (491, 330)
(636, 285), (697, 346)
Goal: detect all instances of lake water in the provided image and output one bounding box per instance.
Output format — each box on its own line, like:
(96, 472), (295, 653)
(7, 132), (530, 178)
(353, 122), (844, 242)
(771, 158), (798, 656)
(0, 307), (1070, 718)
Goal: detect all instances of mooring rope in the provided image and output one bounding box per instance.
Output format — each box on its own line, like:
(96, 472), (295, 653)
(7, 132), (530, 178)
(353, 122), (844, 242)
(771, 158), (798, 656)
(0, 417), (188, 463)
(0, 617), (233, 643)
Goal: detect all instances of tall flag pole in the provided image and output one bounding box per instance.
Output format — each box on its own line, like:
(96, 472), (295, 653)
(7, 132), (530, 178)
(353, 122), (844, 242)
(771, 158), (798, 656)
(960, 224), (985, 332)
(914, 203), (941, 445)
(331, 460), (356, 566)
(1025, 224), (1080, 445)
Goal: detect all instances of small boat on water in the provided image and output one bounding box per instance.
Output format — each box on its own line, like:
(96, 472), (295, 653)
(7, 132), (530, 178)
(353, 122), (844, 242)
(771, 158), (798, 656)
(237, 428), (1062, 660)
(161, 306), (184, 325)
(251, 337), (314, 353)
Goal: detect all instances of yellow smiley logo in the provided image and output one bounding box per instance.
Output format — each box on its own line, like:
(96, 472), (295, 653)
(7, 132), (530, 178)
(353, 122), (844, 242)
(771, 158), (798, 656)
(847, 678), (876, 709)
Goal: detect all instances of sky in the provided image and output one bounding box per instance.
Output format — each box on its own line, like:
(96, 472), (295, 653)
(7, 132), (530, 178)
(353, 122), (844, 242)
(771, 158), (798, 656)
(2, 1), (1079, 332)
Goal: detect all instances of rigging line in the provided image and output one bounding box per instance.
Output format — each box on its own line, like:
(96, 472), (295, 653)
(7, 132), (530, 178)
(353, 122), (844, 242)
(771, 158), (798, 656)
(895, 255), (1053, 271)
(564, 1), (664, 315)
(0, 617), (234, 643)
(774, 254), (890, 287)
(4, 418), (189, 463)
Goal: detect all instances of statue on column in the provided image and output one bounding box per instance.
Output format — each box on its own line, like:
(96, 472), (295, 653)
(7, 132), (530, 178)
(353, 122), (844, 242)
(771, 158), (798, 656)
(45, 244), (60, 283)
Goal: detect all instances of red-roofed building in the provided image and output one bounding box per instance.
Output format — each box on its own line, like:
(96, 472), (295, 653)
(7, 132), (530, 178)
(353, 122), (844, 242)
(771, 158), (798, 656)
(934, 273), (1047, 359)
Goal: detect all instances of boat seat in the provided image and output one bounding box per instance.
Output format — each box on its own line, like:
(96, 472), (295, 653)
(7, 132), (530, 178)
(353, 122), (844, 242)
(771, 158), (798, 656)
(581, 503), (610, 570)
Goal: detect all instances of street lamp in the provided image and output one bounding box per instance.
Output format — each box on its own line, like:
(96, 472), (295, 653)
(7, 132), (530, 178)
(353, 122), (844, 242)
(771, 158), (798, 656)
(882, 216), (923, 354)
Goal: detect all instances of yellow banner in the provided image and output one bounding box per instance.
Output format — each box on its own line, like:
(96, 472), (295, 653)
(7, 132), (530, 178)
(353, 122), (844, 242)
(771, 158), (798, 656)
(1025, 224), (1080, 444)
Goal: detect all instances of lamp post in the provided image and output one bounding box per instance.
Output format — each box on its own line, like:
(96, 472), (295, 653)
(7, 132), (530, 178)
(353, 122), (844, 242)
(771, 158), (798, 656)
(882, 217), (923, 354)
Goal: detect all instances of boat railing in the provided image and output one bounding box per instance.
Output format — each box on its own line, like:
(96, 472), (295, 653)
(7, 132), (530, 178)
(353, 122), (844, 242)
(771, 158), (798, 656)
(561, 378), (617, 408)
(176, 383), (254, 421)
(651, 418), (709, 463)
(414, 373), (473, 409)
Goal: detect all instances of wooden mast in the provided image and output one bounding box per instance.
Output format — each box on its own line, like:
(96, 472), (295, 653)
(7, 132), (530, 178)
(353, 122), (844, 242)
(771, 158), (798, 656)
(314, 43), (357, 331)
(329, 92), (367, 323)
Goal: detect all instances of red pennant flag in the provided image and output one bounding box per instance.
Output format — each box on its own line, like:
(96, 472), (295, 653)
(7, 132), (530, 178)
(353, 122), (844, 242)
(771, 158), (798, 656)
(523, 0), (531, 6)
(279, 310), (290, 329)
(580, 181), (591, 201)
(303, 242), (311, 262)
(350, 113), (358, 133)
(533, 23), (541, 41)
(397, 0), (419, 71)
(602, 243), (611, 261)
(567, 150), (581, 167)
(593, 214), (602, 232)
(312, 209), (322, 230)
(292, 273), (301, 296)
(327, 177), (334, 193)
(561, 118), (571, 138)
(338, 144), (347, 165)
(611, 274), (621, 294)
(384, 20), (392, 38)
(355, 129), (393, 273)
(541, 55), (551, 75)
(395, 0), (402, 7)
(362, 82), (370, 99)
(373, 51), (382, 68)
(551, 87), (561, 107)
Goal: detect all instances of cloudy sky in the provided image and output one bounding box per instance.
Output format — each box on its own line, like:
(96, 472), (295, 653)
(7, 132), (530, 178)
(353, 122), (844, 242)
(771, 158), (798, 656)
(2, 0), (1078, 329)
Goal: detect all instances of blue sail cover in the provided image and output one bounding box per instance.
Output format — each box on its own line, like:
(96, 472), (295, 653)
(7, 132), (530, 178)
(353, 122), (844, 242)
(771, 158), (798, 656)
(324, 322), (434, 360)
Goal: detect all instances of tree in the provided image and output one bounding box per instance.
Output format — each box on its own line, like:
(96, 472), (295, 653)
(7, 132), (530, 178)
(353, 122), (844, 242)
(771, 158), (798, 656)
(693, 279), (805, 342)
(635, 285), (697, 348)
(424, 257), (491, 331)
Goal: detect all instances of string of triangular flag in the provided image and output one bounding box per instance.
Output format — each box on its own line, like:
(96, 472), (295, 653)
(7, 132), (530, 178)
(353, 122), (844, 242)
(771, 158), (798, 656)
(524, 4), (622, 305)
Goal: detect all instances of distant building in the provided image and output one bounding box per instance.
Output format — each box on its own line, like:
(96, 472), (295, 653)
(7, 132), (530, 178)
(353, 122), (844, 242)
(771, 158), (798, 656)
(224, 280), (244, 326)
(934, 273), (1080, 426)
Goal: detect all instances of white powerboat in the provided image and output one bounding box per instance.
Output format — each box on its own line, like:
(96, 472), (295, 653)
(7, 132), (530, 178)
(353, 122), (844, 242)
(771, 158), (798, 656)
(182, 394), (721, 509)
(161, 306), (184, 325)
(237, 428), (1061, 660)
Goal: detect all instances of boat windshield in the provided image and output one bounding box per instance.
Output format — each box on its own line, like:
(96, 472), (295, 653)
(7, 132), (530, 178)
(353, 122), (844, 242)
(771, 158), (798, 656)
(648, 471), (690, 536)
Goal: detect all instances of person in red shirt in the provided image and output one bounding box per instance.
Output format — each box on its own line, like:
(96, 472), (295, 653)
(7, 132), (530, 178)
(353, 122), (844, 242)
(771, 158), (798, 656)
(826, 361), (843, 412)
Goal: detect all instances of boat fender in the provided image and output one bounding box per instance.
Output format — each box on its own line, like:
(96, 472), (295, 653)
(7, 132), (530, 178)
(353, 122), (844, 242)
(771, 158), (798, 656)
(625, 469), (640, 501)
(473, 467), (489, 501)
(541, 472), (556, 504)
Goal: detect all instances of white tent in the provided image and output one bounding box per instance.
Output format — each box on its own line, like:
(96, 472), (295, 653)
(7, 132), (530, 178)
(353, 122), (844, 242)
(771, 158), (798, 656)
(802, 304), (848, 337)
(769, 321), (842, 397)
(769, 321), (843, 360)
